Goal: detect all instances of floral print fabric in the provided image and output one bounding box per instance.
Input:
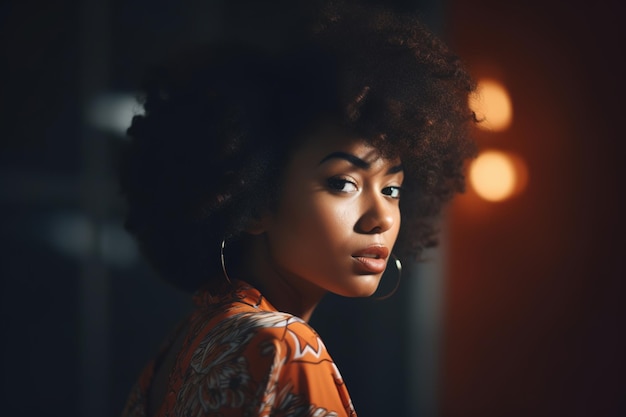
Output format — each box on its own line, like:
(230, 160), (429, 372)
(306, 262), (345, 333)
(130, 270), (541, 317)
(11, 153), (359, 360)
(121, 281), (356, 417)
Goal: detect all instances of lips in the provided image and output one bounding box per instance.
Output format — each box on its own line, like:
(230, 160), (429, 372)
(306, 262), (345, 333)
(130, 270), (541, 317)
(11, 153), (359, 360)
(352, 246), (389, 274)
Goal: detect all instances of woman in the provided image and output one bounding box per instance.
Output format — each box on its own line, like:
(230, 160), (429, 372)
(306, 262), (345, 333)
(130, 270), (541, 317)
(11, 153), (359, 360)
(120, 2), (475, 416)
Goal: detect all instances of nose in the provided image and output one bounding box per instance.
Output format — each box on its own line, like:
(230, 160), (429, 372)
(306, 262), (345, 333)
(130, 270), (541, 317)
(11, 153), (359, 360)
(355, 192), (397, 234)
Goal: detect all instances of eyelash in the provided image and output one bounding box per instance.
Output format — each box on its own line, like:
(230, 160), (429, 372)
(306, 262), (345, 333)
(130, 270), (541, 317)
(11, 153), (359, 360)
(327, 177), (402, 199)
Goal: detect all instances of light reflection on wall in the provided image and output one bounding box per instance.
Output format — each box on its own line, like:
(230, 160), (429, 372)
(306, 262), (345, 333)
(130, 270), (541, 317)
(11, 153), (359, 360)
(469, 150), (528, 202)
(470, 78), (513, 131)
(88, 92), (143, 136)
(45, 212), (139, 268)
(466, 76), (527, 203)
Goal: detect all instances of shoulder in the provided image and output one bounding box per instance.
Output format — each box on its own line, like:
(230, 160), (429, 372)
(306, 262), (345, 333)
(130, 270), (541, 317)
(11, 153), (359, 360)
(200, 308), (329, 364)
(186, 306), (329, 371)
(168, 306), (356, 416)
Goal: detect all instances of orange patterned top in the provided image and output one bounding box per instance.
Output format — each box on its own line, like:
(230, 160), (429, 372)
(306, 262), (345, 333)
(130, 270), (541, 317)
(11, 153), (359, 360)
(121, 280), (357, 417)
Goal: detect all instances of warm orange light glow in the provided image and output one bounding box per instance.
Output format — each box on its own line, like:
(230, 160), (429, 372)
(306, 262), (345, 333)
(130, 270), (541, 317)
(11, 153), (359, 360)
(470, 78), (513, 131)
(469, 150), (527, 202)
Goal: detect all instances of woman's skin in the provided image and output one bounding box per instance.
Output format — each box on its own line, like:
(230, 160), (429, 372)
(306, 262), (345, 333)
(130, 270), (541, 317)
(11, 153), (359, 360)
(244, 127), (404, 322)
(149, 129), (404, 412)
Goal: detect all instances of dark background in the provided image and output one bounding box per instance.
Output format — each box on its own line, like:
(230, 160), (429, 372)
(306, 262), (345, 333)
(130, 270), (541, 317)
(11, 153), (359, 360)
(443, 1), (625, 416)
(1, 1), (624, 416)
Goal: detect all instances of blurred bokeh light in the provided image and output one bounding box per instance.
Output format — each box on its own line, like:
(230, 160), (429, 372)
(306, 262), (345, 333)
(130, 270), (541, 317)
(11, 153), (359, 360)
(470, 78), (513, 131)
(468, 150), (527, 202)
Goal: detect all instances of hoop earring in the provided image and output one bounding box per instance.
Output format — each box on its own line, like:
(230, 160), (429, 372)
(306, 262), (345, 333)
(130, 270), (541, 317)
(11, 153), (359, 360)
(373, 254), (402, 300)
(220, 239), (233, 285)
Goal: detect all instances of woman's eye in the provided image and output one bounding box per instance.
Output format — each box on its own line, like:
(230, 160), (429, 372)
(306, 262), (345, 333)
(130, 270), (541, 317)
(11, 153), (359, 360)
(382, 186), (402, 199)
(327, 177), (358, 193)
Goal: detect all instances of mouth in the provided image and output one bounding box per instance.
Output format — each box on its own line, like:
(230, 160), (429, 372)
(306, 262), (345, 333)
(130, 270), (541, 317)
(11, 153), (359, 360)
(351, 246), (389, 274)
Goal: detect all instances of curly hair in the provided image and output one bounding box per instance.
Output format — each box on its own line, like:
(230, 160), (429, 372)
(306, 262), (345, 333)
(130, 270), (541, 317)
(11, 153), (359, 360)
(119, 2), (476, 292)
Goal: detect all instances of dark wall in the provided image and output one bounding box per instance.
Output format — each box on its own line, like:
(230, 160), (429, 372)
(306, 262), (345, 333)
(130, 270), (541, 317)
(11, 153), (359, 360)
(443, 1), (625, 416)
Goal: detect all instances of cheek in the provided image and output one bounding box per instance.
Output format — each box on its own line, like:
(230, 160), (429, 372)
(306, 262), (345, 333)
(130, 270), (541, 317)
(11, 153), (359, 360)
(269, 194), (354, 265)
(309, 196), (354, 237)
(291, 199), (347, 242)
(392, 208), (402, 238)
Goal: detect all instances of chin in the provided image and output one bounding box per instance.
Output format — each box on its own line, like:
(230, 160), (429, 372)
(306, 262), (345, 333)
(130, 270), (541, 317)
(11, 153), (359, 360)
(334, 275), (382, 298)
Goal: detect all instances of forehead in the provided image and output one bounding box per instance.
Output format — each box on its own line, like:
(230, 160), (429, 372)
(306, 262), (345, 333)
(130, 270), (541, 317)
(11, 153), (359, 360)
(289, 126), (402, 170)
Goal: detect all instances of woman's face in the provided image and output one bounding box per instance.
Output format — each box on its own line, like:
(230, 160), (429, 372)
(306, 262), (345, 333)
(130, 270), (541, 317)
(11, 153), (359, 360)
(262, 129), (403, 298)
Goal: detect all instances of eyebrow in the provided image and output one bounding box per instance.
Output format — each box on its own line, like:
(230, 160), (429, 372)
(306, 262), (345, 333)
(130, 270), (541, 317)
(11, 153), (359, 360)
(318, 151), (403, 174)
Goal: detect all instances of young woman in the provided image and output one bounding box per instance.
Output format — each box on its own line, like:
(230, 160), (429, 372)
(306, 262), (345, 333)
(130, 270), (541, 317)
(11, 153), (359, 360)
(119, 3), (475, 416)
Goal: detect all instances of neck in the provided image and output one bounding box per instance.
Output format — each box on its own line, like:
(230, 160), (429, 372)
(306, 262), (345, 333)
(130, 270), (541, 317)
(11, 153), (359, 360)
(239, 234), (325, 322)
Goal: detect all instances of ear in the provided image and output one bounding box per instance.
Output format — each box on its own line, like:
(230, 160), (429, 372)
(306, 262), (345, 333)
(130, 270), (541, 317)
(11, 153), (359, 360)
(245, 213), (271, 235)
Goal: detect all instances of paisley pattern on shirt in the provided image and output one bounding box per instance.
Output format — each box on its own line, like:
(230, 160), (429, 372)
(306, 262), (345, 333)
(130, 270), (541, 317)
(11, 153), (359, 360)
(121, 281), (356, 417)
